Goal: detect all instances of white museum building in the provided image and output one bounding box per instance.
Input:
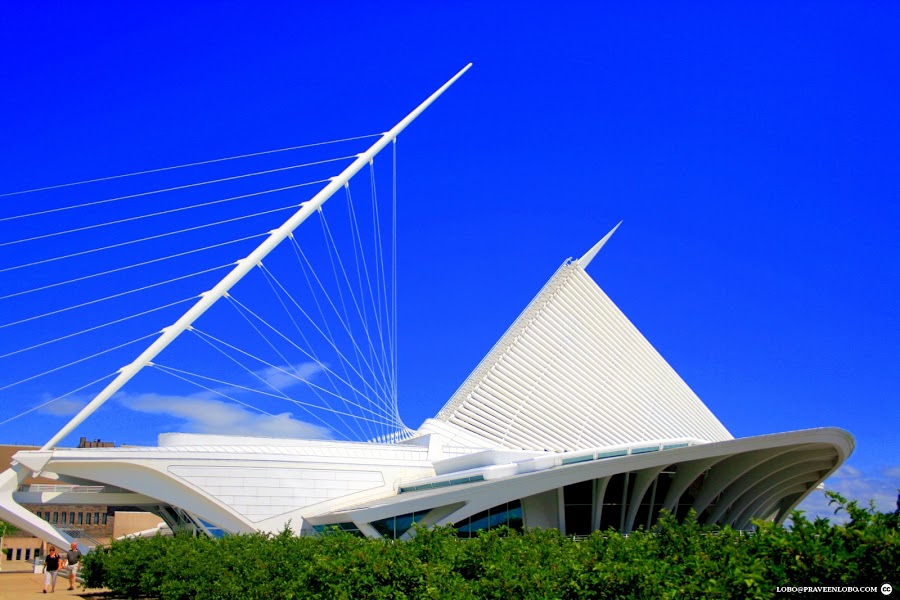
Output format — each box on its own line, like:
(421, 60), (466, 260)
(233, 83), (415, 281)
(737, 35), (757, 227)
(0, 66), (852, 548)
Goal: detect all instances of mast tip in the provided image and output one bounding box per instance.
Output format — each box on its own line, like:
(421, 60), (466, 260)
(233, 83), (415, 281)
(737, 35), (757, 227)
(580, 221), (623, 267)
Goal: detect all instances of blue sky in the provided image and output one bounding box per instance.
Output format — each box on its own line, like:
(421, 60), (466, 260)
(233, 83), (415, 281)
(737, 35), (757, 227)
(1, 2), (897, 517)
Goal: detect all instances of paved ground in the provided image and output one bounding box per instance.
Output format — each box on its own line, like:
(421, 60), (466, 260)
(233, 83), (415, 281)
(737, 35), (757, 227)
(0, 569), (112, 599)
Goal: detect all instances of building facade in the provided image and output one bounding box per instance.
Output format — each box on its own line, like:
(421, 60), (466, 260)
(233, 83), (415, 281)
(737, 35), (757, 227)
(0, 235), (853, 548)
(0, 443), (161, 563)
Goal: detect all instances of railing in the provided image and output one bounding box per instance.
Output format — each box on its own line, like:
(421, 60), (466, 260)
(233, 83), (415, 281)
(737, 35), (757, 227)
(16, 484), (131, 494)
(567, 529), (756, 540)
(558, 439), (701, 466)
(398, 439), (705, 493)
(59, 527), (104, 550)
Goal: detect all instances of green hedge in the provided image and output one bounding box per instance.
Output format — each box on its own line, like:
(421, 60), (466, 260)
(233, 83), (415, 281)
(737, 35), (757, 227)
(81, 491), (898, 599)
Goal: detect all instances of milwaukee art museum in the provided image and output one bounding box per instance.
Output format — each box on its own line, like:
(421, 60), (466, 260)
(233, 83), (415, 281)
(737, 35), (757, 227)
(0, 66), (853, 548)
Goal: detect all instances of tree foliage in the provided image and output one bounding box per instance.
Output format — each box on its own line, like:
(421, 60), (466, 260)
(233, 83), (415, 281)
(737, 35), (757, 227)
(0, 519), (20, 537)
(80, 491), (898, 599)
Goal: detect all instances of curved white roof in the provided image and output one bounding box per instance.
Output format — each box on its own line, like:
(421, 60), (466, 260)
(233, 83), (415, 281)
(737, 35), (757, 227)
(436, 253), (733, 451)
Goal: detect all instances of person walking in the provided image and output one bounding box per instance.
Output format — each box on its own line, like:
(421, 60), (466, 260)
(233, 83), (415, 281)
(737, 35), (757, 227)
(65, 541), (83, 590)
(42, 546), (61, 593)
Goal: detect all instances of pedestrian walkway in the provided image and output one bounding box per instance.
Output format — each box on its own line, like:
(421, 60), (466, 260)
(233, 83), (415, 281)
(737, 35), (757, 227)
(0, 571), (111, 599)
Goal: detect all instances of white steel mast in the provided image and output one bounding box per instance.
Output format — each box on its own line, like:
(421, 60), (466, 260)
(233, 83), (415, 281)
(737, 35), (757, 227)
(40, 63), (472, 451)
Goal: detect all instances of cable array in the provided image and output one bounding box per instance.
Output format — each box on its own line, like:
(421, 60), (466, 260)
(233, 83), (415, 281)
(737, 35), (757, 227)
(0, 133), (406, 444)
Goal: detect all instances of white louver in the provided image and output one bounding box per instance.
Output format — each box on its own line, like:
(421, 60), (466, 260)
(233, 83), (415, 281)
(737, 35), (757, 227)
(436, 231), (733, 452)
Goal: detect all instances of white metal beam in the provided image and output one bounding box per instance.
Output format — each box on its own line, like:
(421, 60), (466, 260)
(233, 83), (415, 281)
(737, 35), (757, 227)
(38, 64), (472, 453)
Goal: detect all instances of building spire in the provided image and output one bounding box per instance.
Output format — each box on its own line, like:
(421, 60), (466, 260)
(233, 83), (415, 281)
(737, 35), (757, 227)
(579, 221), (622, 267)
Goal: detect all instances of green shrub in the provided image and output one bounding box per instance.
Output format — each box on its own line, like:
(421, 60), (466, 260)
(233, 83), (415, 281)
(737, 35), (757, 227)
(751, 490), (900, 588)
(79, 491), (898, 599)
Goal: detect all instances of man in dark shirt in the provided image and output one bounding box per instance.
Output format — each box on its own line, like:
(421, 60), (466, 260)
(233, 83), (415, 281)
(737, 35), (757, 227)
(65, 542), (84, 591)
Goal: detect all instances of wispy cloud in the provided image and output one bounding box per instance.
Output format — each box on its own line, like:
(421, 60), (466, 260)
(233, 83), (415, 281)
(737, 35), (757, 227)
(29, 361), (334, 440)
(37, 397), (88, 416)
(256, 362), (325, 390)
(117, 391), (332, 439)
(795, 463), (900, 523)
(884, 466), (900, 479)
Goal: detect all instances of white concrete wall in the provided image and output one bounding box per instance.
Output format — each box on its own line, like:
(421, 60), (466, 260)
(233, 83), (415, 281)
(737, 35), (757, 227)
(168, 466), (385, 522)
(522, 489), (559, 530)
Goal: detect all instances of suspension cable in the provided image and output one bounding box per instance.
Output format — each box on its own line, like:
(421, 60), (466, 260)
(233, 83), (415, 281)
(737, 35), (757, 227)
(0, 372), (118, 426)
(0, 202), (302, 274)
(223, 292), (364, 438)
(0, 134), (378, 203)
(189, 327), (396, 422)
(1, 172), (341, 247)
(0, 332), (159, 393)
(0, 296), (195, 359)
(0, 264), (231, 330)
(0, 234), (263, 301)
(223, 293), (389, 411)
(254, 264), (369, 441)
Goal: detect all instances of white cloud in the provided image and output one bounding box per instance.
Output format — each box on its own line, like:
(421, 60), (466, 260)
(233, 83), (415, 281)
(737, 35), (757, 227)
(836, 464), (862, 478)
(884, 466), (900, 479)
(256, 362), (325, 390)
(795, 463), (900, 523)
(38, 397), (87, 416)
(118, 391), (332, 439)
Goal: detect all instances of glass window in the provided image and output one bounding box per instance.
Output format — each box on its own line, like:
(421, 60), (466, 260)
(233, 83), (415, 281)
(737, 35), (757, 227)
(394, 513), (414, 536)
(370, 511), (428, 539)
(455, 500), (523, 538)
(78, 513), (84, 525)
(488, 505), (508, 529)
(564, 480), (594, 536)
(69, 512), (75, 524)
(599, 473), (626, 531)
(61, 512), (67, 524)
(464, 512), (491, 533)
(102, 513), (108, 525)
(312, 522), (364, 537)
(93, 513), (99, 525)
(506, 504), (524, 530)
(52, 512), (58, 523)
(198, 519), (230, 539)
